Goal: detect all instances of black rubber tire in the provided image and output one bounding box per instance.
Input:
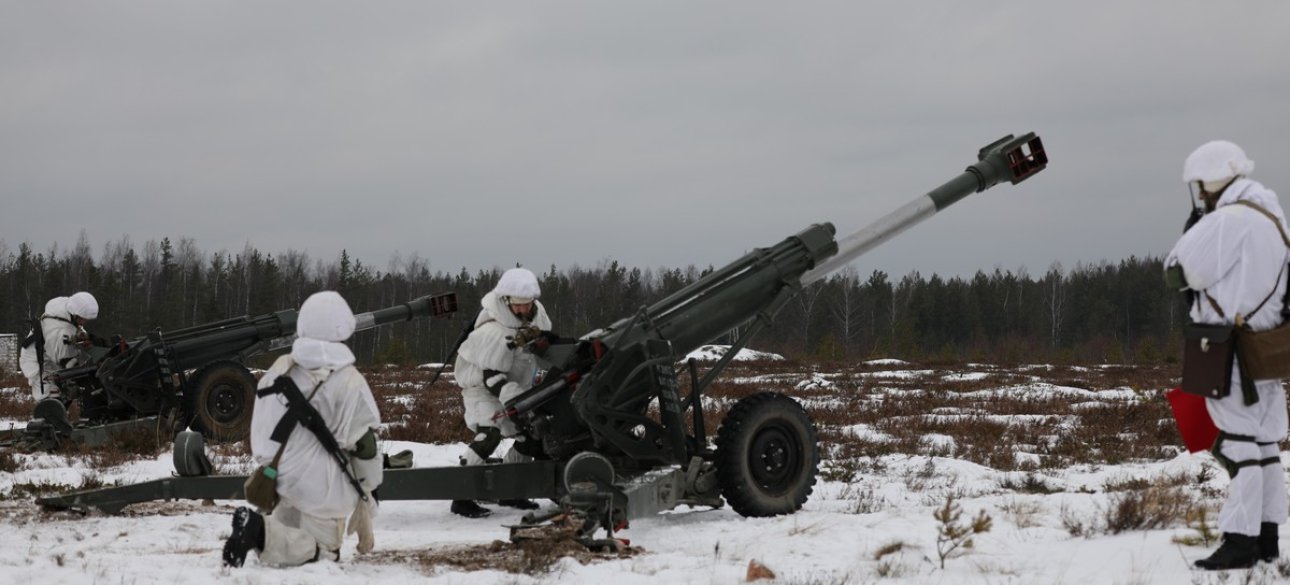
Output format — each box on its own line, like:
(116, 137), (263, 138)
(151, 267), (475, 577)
(184, 361), (255, 443)
(714, 392), (820, 517)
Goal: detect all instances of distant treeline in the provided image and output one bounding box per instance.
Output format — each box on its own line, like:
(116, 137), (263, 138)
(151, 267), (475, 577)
(0, 234), (1186, 367)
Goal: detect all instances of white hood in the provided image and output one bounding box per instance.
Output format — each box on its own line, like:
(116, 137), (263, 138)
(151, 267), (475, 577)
(290, 291), (358, 371)
(43, 297), (71, 320)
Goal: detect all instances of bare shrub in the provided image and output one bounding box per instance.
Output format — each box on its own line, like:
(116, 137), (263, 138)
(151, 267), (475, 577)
(0, 450), (17, 473)
(842, 485), (888, 515)
(872, 540), (905, 560)
(819, 457), (859, 483)
(1059, 503), (1096, 538)
(998, 472), (1060, 495)
(1170, 506), (1218, 548)
(63, 425), (165, 469)
(6, 480), (79, 500)
(1000, 497), (1046, 529)
(0, 377), (34, 418)
(1102, 480), (1197, 534)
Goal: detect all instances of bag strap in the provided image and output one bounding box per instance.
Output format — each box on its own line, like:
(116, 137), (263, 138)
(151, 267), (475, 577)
(1240, 261), (1287, 327)
(1231, 200), (1290, 247)
(1202, 292), (1227, 319)
(1228, 200), (1290, 325)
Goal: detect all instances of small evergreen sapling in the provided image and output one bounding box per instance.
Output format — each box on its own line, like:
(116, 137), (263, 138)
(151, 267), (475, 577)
(933, 494), (993, 568)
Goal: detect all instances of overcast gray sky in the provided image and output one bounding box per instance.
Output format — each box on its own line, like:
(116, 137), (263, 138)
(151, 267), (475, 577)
(3, 1), (1288, 281)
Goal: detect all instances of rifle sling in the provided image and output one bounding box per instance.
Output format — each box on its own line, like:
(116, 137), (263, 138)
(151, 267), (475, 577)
(23, 317), (46, 393)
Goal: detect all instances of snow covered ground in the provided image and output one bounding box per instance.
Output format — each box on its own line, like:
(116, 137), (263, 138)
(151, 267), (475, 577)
(2, 359), (1288, 585)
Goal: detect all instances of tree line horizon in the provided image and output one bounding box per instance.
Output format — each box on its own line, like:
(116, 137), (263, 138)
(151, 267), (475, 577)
(0, 233), (1186, 368)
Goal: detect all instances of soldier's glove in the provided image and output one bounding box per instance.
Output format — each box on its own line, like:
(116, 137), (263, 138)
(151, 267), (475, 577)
(521, 331), (563, 355)
(1164, 264), (1188, 291)
(350, 428), (379, 460)
(507, 325), (545, 349)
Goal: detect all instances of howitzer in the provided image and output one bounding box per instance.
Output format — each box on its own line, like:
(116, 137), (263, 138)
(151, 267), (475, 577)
(39, 134), (1047, 548)
(8, 293), (458, 450)
(499, 133), (1047, 534)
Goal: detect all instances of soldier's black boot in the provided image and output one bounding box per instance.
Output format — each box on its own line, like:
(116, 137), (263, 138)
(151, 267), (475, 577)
(222, 507), (265, 568)
(498, 498), (539, 510)
(1259, 522), (1280, 562)
(1194, 533), (1260, 570)
(451, 499), (492, 518)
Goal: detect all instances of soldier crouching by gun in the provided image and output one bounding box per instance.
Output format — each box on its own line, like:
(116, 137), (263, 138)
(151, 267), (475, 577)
(19, 291), (101, 401)
(1167, 140), (1289, 570)
(450, 267), (550, 518)
(223, 291), (383, 568)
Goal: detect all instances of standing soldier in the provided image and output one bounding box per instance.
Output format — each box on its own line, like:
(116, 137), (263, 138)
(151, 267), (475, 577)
(1167, 140), (1288, 570)
(450, 267), (550, 518)
(19, 291), (99, 400)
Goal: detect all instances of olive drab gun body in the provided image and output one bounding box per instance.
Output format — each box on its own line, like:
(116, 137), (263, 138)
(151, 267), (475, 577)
(38, 134), (1047, 547)
(3, 293), (458, 450)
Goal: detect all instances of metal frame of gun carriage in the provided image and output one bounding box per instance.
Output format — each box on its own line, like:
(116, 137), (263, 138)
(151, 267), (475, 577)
(3, 293), (459, 450)
(38, 133), (1047, 549)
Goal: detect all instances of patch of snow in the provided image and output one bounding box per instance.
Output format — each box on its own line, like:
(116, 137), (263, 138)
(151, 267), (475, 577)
(856, 369), (936, 380)
(862, 358), (908, 366)
(795, 373), (836, 391)
(683, 345), (784, 362)
(0, 364), (1260, 585)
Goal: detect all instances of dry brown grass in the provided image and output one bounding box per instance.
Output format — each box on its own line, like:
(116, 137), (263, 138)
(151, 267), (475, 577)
(787, 361), (1182, 479)
(367, 367), (475, 444)
(367, 538), (641, 576)
(2, 359), (1196, 493)
(0, 372), (33, 419)
(1102, 481), (1199, 534)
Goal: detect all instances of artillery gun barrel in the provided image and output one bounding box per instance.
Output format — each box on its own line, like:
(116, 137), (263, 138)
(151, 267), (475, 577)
(799, 133), (1047, 285)
(267, 293), (458, 352)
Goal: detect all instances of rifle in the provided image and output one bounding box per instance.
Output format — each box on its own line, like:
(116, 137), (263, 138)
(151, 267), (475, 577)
(426, 318), (476, 388)
(261, 375), (369, 502)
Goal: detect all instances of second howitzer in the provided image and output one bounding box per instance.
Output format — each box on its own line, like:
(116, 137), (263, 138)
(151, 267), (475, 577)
(10, 293), (458, 450)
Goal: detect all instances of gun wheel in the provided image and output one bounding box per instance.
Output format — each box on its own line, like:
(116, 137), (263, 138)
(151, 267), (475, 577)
(714, 392), (819, 517)
(185, 361), (255, 443)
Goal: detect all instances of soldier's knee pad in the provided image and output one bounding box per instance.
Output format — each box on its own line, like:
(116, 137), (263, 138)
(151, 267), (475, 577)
(1213, 432), (1264, 479)
(511, 434), (545, 458)
(469, 426), (502, 459)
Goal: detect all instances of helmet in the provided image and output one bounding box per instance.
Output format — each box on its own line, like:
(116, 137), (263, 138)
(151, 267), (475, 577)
(1182, 140), (1254, 190)
(494, 268), (540, 304)
(68, 292), (99, 320)
(296, 291), (356, 342)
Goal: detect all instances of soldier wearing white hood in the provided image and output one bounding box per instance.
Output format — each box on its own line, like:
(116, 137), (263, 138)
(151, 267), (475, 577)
(450, 267), (552, 518)
(19, 291), (99, 400)
(223, 291), (383, 567)
(1166, 140), (1289, 570)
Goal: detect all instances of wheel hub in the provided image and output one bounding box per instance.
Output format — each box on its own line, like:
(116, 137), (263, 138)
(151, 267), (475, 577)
(748, 424), (801, 494)
(207, 382), (244, 424)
